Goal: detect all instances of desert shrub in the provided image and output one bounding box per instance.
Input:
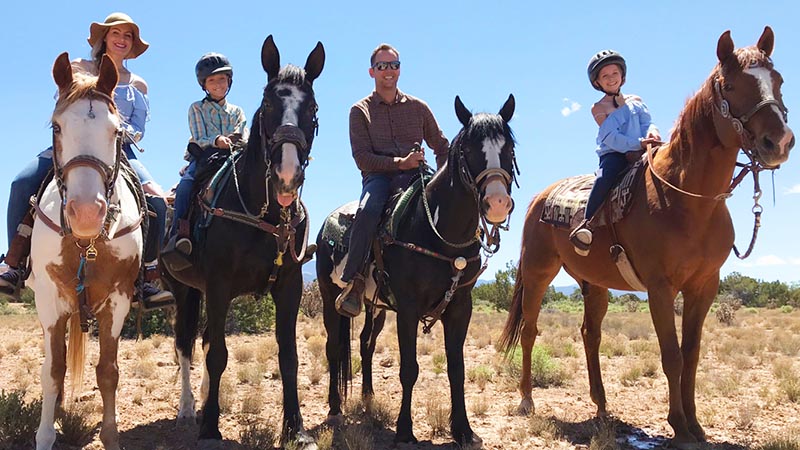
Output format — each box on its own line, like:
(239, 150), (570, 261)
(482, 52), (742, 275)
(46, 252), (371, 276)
(424, 396), (449, 437)
(121, 307), (173, 338)
(227, 295), (276, 334)
(58, 401), (95, 446)
(505, 345), (567, 387)
(239, 420), (278, 450)
(0, 390), (41, 449)
(467, 365), (494, 391)
(300, 280), (323, 318)
(340, 424), (373, 450)
(432, 352), (446, 375)
(715, 293), (742, 325)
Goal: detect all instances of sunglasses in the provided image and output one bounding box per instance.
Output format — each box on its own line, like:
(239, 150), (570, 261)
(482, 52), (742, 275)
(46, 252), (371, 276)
(372, 60), (401, 71)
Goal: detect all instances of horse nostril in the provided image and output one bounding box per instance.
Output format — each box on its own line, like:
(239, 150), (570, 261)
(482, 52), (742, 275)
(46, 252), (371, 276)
(762, 136), (775, 152)
(788, 134), (796, 151)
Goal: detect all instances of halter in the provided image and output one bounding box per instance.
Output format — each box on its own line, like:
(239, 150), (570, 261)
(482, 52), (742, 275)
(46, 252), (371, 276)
(51, 89), (128, 239)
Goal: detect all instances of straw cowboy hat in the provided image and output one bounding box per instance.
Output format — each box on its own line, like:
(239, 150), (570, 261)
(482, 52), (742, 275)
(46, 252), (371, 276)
(87, 12), (149, 59)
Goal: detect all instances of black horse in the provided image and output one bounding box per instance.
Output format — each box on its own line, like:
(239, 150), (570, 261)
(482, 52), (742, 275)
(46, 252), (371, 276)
(163, 35), (324, 448)
(317, 95), (517, 448)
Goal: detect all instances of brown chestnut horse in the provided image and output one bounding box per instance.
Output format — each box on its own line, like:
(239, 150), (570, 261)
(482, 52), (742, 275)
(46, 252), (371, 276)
(500, 26), (793, 448)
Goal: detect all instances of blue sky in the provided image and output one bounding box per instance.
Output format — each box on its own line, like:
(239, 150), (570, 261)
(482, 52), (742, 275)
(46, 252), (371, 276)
(1, 1), (798, 287)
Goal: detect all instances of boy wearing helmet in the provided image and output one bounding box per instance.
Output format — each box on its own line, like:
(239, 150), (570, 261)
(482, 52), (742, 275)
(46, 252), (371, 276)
(164, 53), (248, 264)
(569, 50), (661, 256)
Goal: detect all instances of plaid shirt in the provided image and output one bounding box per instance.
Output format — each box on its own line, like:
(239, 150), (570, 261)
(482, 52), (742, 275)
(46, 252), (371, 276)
(349, 90), (449, 176)
(188, 97), (248, 149)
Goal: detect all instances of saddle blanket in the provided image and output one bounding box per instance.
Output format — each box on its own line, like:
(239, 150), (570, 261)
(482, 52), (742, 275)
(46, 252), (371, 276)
(540, 158), (645, 229)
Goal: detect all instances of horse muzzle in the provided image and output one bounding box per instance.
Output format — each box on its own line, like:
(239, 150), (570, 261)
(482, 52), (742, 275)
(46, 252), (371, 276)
(481, 178), (513, 224)
(65, 195), (108, 239)
(755, 124), (794, 168)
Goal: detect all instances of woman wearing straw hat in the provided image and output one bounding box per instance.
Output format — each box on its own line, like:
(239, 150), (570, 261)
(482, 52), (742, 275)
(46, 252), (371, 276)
(0, 12), (173, 309)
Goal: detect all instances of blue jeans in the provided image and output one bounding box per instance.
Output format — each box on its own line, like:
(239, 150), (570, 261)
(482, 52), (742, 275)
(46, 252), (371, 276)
(342, 174), (392, 282)
(170, 160), (197, 235)
(7, 146), (158, 247)
(584, 151), (629, 221)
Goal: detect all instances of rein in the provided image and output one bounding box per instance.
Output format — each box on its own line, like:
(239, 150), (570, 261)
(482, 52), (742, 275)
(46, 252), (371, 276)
(645, 71), (786, 259)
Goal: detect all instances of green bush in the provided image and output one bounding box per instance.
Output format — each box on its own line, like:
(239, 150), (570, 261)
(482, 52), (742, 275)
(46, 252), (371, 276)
(0, 390), (42, 449)
(227, 294), (276, 335)
(122, 307), (174, 339)
(505, 345), (567, 388)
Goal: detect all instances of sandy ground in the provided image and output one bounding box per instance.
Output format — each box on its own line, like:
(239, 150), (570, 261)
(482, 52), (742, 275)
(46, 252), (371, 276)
(1, 306), (799, 450)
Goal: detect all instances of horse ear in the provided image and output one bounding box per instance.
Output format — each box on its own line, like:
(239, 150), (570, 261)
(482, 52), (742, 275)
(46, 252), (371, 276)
(96, 55), (119, 98)
(52, 52), (73, 93)
(455, 95), (472, 127)
(261, 35), (281, 81)
(304, 42), (325, 84)
(757, 26), (774, 57)
(499, 94), (515, 123)
(717, 30), (735, 62)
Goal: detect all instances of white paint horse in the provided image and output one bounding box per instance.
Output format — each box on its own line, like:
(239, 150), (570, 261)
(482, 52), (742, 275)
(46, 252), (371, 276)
(30, 52), (144, 450)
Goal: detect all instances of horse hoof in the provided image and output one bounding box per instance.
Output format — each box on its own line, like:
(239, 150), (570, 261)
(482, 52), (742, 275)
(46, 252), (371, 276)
(324, 413), (345, 427)
(197, 438), (223, 450)
(176, 414), (196, 428)
(516, 398), (534, 416)
(462, 433), (483, 450)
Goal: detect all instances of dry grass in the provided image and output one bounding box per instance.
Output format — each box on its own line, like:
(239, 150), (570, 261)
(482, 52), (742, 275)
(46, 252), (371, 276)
(233, 344), (255, 363)
(598, 333), (628, 357)
(239, 420), (278, 450)
(469, 394), (490, 417)
(240, 388), (263, 415)
(424, 395), (450, 437)
(132, 357), (157, 378)
(467, 364), (494, 391)
(340, 424), (373, 450)
(306, 335), (327, 361)
(528, 414), (559, 439)
(588, 419), (618, 450)
(218, 375), (236, 413)
(237, 363), (265, 386)
(256, 338), (278, 364)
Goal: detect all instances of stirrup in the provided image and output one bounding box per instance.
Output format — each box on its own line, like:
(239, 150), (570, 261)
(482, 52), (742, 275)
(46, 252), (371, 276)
(335, 275), (364, 318)
(161, 235), (193, 273)
(569, 223), (593, 256)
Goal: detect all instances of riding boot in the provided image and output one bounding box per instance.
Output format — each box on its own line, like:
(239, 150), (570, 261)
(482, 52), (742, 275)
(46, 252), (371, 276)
(335, 273), (365, 318)
(0, 212), (34, 300)
(569, 219), (593, 256)
(161, 219), (193, 273)
(134, 262), (175, 311)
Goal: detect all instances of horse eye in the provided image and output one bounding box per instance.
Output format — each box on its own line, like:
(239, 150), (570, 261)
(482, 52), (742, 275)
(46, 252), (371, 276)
(52, 124), (61, 134)
(723, 83), (734, 92)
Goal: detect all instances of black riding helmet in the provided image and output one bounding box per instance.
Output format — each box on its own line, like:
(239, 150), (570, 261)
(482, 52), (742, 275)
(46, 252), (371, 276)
(195, 52), (233, 90)
(587, 50), (626, 92)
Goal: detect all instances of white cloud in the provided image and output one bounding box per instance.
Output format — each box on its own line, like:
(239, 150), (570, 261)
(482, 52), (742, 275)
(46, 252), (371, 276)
(737, 255), (800, 268)
(561, 99), (581, 117)
(785, 184), (800, 194)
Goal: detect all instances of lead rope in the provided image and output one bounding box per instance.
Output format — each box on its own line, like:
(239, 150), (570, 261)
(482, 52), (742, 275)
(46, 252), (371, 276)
(732, 169), (763, 259)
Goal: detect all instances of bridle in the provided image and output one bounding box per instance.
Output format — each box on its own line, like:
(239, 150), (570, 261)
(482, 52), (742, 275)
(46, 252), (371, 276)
(647, 61), (790, 259)
(50, 89), (127, 239)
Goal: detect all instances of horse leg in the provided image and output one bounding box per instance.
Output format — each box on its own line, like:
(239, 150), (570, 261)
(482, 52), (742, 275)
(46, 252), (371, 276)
(394, 308), (419, 444)
(516, 253), (559, 415)
(361, 306), (386, 405)
(648, 284), (696, 448)
(321, 273), (348, 424)
(273, 270), (314, 448)
(581, 283), (609, 417)
(94, 296), (130, 450)
(442, 296), (481, 449)
(175, 285), (202, 424)
(679, 279), (718, 443)
(35, 313), (68, 450)
(198, 286), (231, 442)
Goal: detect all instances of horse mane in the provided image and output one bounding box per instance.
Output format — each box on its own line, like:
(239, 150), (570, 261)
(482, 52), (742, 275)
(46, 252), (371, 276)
(669, 45), (768, 152)
(52, 72), (118, 119)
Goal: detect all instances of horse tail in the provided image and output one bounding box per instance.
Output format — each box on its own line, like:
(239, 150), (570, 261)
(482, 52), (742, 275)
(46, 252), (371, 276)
(336, 314), (351, 403)
(498, 263), (525, 356)
(66, 313), (87, 400)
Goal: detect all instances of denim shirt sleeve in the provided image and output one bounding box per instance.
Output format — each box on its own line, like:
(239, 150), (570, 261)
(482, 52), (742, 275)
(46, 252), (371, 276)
(596, 107), (641, 152)
(124, 87), (149, 141)
(637, 102), (654, 137)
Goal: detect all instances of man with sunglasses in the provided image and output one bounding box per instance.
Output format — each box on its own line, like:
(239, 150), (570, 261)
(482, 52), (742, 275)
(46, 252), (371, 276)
(335, 43), (449, 318)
